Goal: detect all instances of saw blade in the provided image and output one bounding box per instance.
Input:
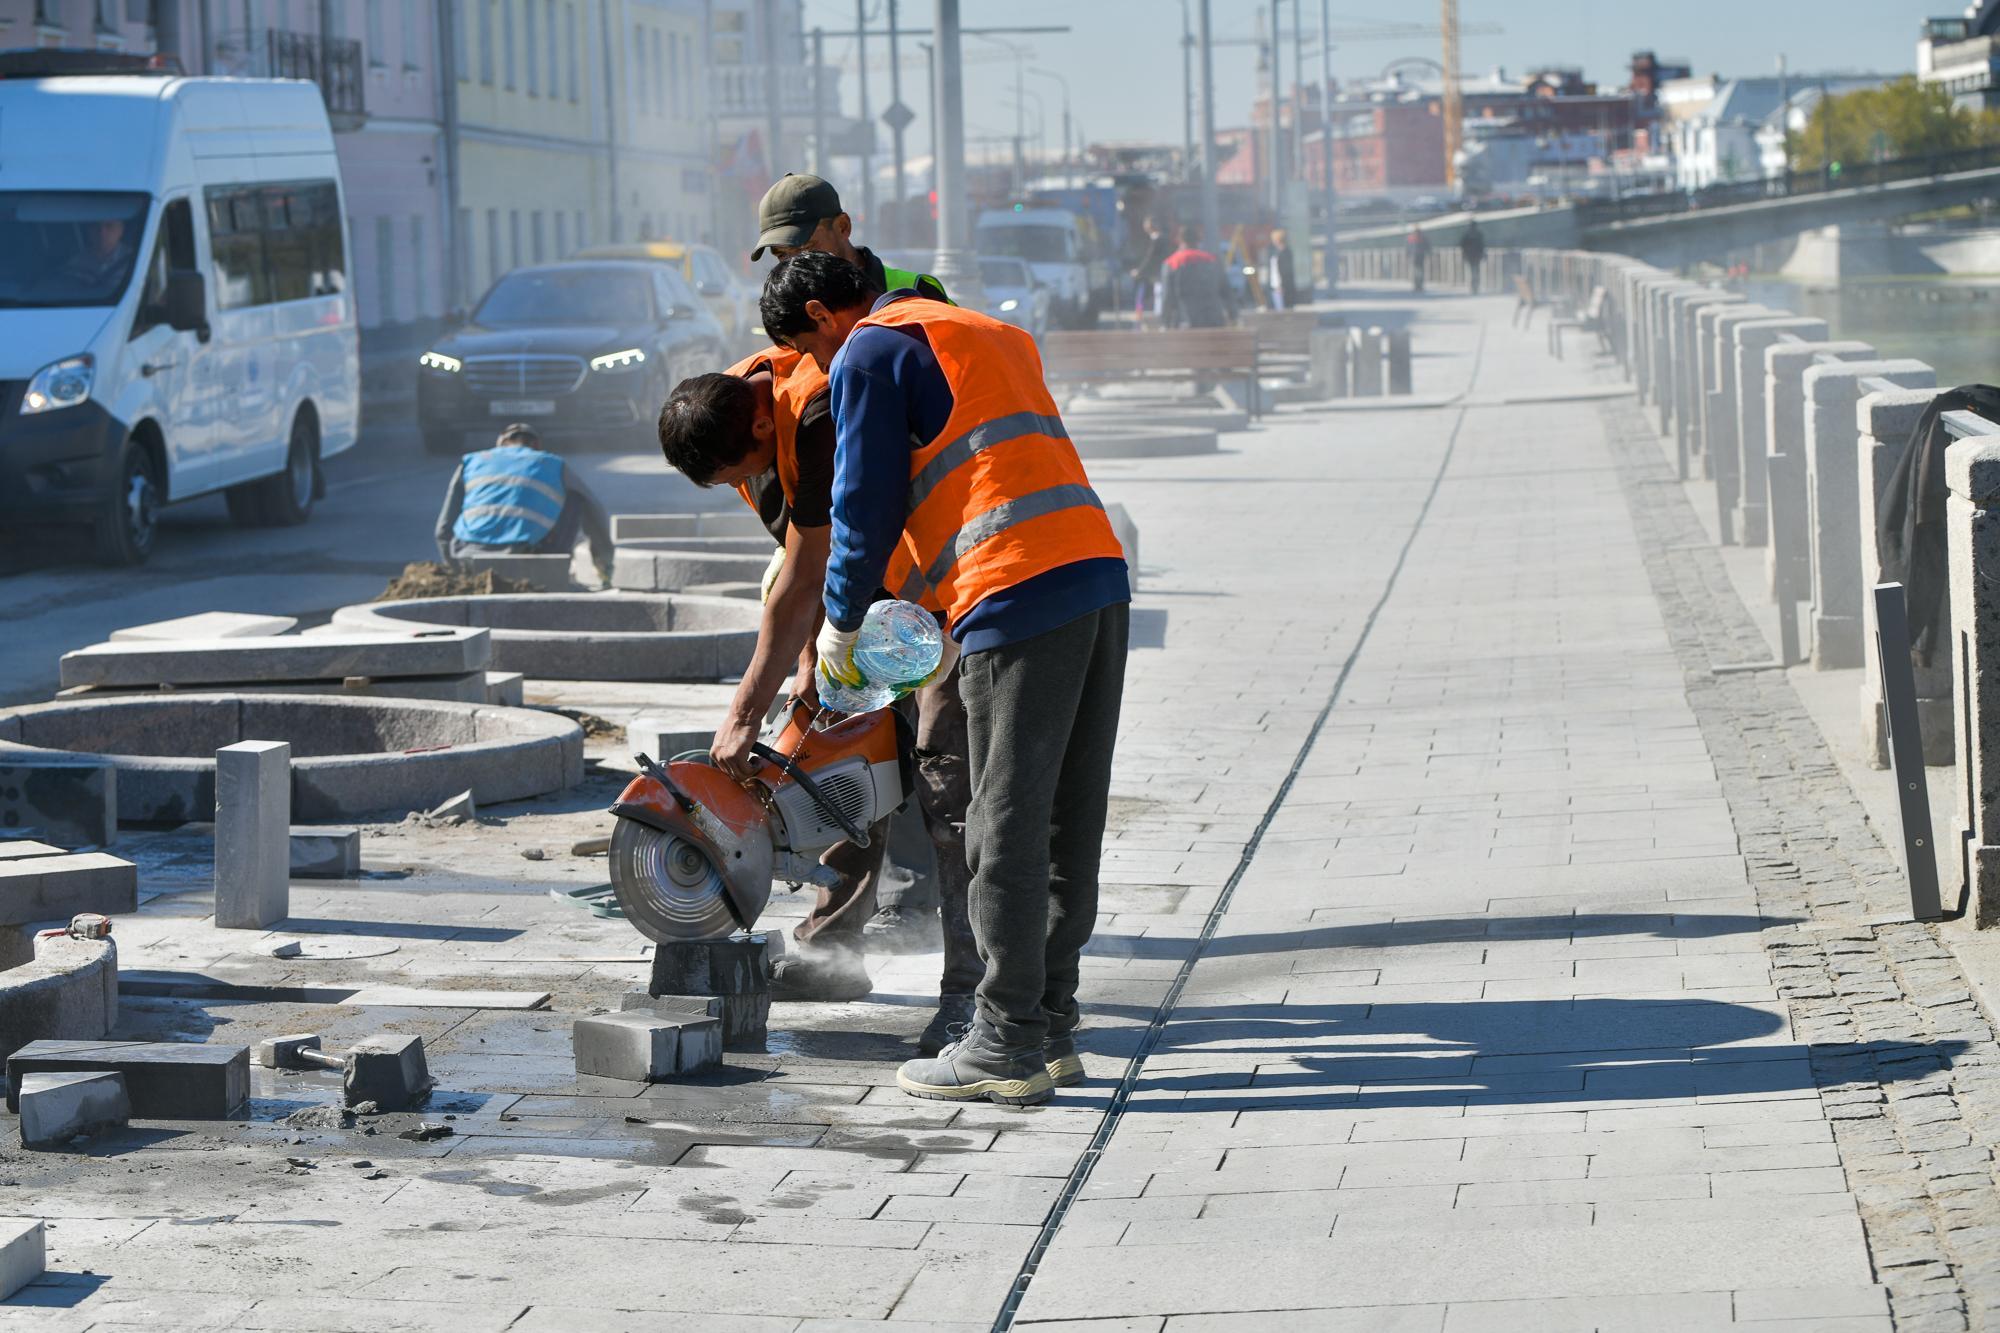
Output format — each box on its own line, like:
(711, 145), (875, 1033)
(608, 820), (742, 942)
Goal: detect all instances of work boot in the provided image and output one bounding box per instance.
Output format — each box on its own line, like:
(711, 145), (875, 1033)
(896, 1022), (1053, 1106)
(768, 950), (872, 1003)
(1044, 1032), (1085, 1088)
(917, 993), (975, 1056)
(862, 904), (942, 955)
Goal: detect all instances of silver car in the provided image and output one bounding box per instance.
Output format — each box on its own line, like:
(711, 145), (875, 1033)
(978, 257), (1052, 340)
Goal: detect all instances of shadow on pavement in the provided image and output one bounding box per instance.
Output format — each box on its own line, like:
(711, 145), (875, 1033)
(1086, 911), (1791, 963)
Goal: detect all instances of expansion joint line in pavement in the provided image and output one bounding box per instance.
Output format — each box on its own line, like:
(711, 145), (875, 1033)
(989, 387), (1484, 1331)
(1601, 398), (2000, 1332)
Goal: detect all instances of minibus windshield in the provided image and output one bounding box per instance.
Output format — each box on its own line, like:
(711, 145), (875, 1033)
(0, 191), (150, 308)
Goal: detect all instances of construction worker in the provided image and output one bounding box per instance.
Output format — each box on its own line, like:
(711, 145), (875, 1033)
(750, 173), (949, 304)
(760, 251), (1131, 1107)
(751, 169), (956, 958)
(433, 422), (613, 577)
(654, 343), (981, 1054)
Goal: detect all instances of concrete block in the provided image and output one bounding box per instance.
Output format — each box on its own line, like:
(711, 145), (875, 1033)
(0, 1219), (44, 1300)
(0, 759), (116, 847)
(60, 628), (491, 690)
(612, 511), (769, 542)
(0, 842), (68, 861)
(0, 853), (137, 924)
(6, 1040), (249, 1118)
(574, 1011), (722, 1080)
(19, 1070), (129, 1148)
(628, 716), (712, 762)
(110, 612), (298, 641)
(1802, 359), (1935, 669)
(622, 992), (725, 1019)
(344, 1033), (434, 1110)
(648, 935), (773, 1050)
(484, 671), (525, 706)
(460, 553), (574, 592)
(214, 741), (290, 930)
(289, 826), (360, 878)
(0, 935), (118, 1061)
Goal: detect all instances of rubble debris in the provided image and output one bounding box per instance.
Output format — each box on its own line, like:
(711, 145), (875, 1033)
(570, 836), (611, 857)
(419, 790), (477, 826)
(278, 1106), (354, 1131)
(520, 847), (546, 861)
(398, 1122), (453, 1142)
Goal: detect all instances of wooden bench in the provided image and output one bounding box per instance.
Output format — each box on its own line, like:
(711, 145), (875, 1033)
(1512, 275), (1545, 329)
(1547, 285), (1609, 360)
(1041, 329), (1263, 418)
(1239, 310), (1321, 358)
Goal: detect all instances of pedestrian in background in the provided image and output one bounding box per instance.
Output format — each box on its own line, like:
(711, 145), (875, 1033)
(1161, 225), (1234, 329)
(1406, 225), (1432, 293)
(1459, 219), (1487, 294)
(1266, 227), (1298, 310)
(1131, 215), (1172, 325)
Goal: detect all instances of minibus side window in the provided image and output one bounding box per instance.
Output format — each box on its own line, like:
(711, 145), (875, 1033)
(206, 187), (270, 310)
(132, 198), (196, 338)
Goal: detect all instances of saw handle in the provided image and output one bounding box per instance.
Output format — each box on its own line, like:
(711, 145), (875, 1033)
(632, 753), (698, 813)
(750, 741), (872, 848)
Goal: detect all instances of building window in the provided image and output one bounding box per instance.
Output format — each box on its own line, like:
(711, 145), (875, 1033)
(544, 1), (556, 103)
(402, 0), (420, 70)
(95, 0), (118, 33)
(574, 208), (586, 248)
(652, 29), (664, 116)
(453, 0), (468, 78)
(485, 208), (500, 285)
(477, 0), (492, 82)
(375, 215), (395, 325)
(509, 209), (521, 269)
(525, 0), (538, 96)
(631, 23), (645, 118)
(456, 207), (472, 306)
(366, 0), (385, 67)
(532, 211), (545, 262)
(565, 1), (578, 102)
(555, 211), (568, 260)
(409, 214), (426, 318)
(503, 0), (515, 89)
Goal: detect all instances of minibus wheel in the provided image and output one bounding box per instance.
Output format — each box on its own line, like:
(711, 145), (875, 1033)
(230, 409), (320, 527)
(94, 438), (161, 567)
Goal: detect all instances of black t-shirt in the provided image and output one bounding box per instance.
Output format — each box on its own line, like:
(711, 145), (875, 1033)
(743, 387), (835, 545)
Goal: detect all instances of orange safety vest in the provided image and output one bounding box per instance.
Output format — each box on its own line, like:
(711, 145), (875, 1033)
(724, 346), (828, 514)
(859, 297), (1125, 626)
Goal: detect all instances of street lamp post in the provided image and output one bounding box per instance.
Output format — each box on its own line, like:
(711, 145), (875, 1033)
(930, 0), (981, 302)
(1029, 67), (1071, 172)
(1320, 0), (1337, 295)
(1198, 0), (1220, 250)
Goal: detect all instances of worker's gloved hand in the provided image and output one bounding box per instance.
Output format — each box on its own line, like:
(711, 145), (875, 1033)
(897, 630), (960, 698)
(760, 546), (786, 603)
(815, 621), (866, 697)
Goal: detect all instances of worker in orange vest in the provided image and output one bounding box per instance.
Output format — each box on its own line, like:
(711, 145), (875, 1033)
(655, 347), (981, 1052)
(759, 250), (1131, 1106)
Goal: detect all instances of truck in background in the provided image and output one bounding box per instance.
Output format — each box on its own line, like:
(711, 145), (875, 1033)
(0, 50), (359, 565)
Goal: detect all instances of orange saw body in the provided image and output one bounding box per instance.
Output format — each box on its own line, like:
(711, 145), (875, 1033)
(606, 699), (911, 942)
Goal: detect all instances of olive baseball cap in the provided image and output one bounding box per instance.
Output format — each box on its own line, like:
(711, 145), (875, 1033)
(751, 174), (843, 260)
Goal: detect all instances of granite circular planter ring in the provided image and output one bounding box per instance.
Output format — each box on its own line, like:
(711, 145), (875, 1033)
(332, 593), (760, 682)
(0, 695), (584, 824)
(609, 537), (777, 594)
(0, 935), (116, 1060)
(1071, 425), (1221, 459)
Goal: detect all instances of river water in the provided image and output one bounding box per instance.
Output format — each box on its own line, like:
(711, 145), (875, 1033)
(1743, 279), (2000, 389)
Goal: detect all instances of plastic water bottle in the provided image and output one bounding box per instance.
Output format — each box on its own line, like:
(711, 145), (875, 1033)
(818, 599), (943, 715)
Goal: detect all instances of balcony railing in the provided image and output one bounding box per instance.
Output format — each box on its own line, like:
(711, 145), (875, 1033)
(266, 29), (365, 119)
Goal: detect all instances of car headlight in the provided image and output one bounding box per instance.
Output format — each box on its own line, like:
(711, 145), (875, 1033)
(997, 299), (1020, 313)
(590, 348), (647, 373)
(20, 354), (93, 415)
(419, 351), (462, 373)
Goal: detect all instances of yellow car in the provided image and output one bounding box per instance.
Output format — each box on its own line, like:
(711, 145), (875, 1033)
(573, 241), (760, 352)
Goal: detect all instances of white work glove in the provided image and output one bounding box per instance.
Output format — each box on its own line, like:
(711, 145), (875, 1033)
(759, 546), (785, 603)
(815, 620), (865, 696)
(898, 630), (960, 697)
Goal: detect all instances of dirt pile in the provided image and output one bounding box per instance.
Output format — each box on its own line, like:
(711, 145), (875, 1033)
(375, 561), (535, 602)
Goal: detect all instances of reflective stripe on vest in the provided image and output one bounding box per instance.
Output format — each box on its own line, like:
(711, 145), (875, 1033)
(454, 445), (566, 548)
(725, 346), (828, 516)
(854, 296), (1123, 625)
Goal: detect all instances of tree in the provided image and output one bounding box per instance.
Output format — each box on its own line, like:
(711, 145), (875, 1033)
(1787, 76), (2000, 172)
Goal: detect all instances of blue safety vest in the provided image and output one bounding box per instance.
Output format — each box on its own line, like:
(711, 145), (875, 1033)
(453, 445), (567, 548)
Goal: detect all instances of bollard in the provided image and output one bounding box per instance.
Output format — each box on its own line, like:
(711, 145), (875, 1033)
(1386, 330), (1412, 395)
(1947, 432), (2000, 925)
(1732, 318), (1830, 546)
(1764, 340), (1876, 607)
(1802, 360), (1937, 669)
(1349, 328), (1384, 396)
(214, 740), (290, 929)
(1858, 387), (1954, 768)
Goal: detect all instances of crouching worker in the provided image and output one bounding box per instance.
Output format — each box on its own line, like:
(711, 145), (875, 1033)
(655, 348), (982, 1053)
(761, 252), (1130, 1106)
(434, 423), (614, 578)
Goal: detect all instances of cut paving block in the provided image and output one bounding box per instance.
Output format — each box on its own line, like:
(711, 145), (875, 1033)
(344, 1033), (434, 1110)
(573, 1011), (723, 1080)
(214, 741), (289, 930)
(19, 1070), (129, 1148)
(628, 716), (712, 761)
(289, 826), (360, 878)
(0, 1219), (44, 1300)
(6, 1040), (249, 1118)
(484, 671), (525, 707)
(0, 759), (116, 848)
(622, 992), (725, 1019)
(0, 842), (68, 862)
(0, 853), (137, 925)
(59, 628), (491, 690)
(109, 612), (298, 642)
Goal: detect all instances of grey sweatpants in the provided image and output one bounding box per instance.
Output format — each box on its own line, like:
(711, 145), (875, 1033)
(958, 602), (1129, 1049)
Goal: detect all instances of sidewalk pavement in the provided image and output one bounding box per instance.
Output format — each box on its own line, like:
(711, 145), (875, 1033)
(14, 293), (2000, 1330)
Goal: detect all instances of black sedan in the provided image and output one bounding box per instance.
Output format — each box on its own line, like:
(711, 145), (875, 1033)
(417, 261), (729, 454)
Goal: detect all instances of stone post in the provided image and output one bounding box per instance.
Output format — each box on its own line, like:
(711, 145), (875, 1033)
(1858, 386), (1952, 768)
(1764, 340), (1876, 603)
(1948, 434), (2000, 926)
(215, 740), (290, 929)
(1802, 359), (1936, 669)
(1706, 306), (1777, 540)
(1650, 282), (1701, 430)
(1677, 291), (1744, 473)
(1732, 318), (1829, 547)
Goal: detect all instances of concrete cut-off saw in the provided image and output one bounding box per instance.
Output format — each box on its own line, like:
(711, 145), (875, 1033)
(606, 697), (911, 942)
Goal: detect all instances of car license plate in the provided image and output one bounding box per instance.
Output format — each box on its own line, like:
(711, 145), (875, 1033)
(489, 399), (556, 416)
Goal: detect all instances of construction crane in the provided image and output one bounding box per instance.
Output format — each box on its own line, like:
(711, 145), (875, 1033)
(1440, 0), (1463, 187)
